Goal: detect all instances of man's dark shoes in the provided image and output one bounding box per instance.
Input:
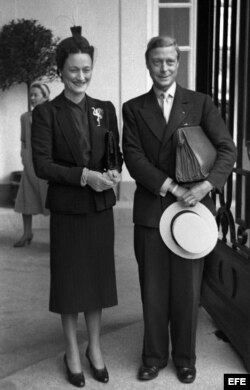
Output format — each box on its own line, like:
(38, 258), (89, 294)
(138, 365), (159, 381)
(85, 347), (109, 383)
(176, 367), (196, 384)
(63, 354), (85, 387)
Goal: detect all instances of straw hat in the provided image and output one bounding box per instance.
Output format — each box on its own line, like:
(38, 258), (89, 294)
(159, 201), (218, 259)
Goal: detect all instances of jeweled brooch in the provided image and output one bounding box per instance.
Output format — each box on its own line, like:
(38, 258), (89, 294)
(92, 107), (104, 126)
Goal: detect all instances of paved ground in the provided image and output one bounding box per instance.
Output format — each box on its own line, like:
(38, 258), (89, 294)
(0, 205), (247, 389)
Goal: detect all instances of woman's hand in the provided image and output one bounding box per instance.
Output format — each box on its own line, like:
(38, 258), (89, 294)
(86, 170), (114, 192)
(103, 169), (121, 184)
(178, 180), (214, 207)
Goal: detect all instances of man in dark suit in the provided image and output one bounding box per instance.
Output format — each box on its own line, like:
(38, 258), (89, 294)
(122, 36), (236, 384)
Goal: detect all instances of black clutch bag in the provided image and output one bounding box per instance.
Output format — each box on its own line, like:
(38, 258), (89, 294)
(103, 130), (120, 171)
(175, 125), (217, 183)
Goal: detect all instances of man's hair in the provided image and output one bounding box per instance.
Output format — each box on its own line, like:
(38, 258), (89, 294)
(145, 36), (181, 62)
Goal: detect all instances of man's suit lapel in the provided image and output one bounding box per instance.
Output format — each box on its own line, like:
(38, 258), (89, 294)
(139, 89), (166, 142)
(54, 93), (85, 166)
(160, 85), (192, 147)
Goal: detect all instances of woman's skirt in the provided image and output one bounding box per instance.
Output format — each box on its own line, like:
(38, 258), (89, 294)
(49, 209), (117, 314)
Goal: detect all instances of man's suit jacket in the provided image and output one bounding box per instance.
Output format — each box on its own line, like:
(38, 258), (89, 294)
(32, 92), (122, 214)
(122, 84), (237, 228)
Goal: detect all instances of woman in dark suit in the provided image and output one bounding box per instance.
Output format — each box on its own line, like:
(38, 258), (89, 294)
(32, 27), (122, 387)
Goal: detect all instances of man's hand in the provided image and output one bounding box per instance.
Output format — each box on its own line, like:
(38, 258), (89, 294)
(178, 181), (214, 207)
(168, 181), (188, 199)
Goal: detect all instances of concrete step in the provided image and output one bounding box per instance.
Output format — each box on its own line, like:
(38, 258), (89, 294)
(0, 309), (246, 390)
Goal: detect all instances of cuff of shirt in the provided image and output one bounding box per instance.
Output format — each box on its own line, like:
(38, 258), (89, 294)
(80, 167), (89, 187)
(204, 180), (214, 192)
(159, 178), (173, 197)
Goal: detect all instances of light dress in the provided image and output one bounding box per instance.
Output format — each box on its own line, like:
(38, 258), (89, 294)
(14, 111), (49, 215)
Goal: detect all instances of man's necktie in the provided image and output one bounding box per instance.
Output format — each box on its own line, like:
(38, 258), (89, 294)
(160, 93), (172, 123)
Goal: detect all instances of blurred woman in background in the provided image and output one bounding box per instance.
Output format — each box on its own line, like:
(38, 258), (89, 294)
(14, 82), (50, 247)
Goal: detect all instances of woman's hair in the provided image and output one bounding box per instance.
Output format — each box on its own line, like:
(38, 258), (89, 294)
(145, 36), (181, 62)
(56, 26), (94, 72)
(30, 82), (50, 100)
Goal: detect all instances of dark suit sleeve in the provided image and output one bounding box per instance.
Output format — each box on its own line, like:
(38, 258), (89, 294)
(122, 102), (168, 195)
(201, 95), (237, 191)
(31, 104), (83, 186)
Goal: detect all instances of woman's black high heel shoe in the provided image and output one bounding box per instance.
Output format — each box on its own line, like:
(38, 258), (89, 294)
(85, 347), (109, 383)
(63, 354), (85, 388)
(14, 234), (33, 248)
